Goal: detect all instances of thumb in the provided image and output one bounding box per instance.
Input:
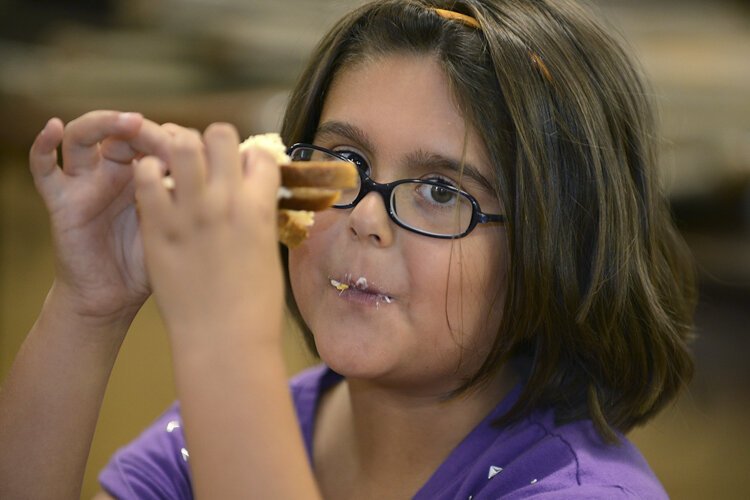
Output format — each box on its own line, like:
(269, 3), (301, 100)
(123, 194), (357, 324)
(29, 118), (64, 189)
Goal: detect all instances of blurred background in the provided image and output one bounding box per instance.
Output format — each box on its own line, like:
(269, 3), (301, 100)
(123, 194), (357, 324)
(1, 0), (748, 497)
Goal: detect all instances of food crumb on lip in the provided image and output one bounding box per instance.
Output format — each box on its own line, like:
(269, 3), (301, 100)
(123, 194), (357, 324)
(329, 275), (395, 306)
(330, 279), (349, 292)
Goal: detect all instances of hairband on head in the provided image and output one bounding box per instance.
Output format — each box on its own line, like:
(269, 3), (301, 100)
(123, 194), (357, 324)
(529, 52), (553, 83)
(430, 7), (554, 84)
(432, 7), (481, 29)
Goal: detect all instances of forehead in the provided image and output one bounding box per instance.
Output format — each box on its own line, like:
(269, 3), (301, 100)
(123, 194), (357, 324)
(320, 54), (492, 177)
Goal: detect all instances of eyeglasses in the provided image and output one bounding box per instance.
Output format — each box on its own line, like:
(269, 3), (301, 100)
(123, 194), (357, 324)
(287, 143), (505, 238)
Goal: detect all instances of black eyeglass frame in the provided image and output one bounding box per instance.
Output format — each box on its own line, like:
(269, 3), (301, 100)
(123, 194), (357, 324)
(287, 143), (506, 239)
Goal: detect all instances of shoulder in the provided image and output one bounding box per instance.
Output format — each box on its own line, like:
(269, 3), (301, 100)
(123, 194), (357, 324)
(479, 410), (667, 499)
(423, 407), (668, 500)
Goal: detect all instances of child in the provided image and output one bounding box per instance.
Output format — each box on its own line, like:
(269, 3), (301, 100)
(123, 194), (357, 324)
(0, 0), (696, 498)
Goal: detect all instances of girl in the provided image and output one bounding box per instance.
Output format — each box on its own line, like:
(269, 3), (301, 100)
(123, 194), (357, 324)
(0, 0), (695, 498)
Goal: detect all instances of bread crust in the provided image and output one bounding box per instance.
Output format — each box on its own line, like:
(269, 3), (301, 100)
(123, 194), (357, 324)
(276, 160), (357, 247)
(281, 161), (358, 189)
(277, 209), (315, 248)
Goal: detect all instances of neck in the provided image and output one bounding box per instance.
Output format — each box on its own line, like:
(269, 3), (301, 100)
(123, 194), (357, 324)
(313, 366), (518, 498)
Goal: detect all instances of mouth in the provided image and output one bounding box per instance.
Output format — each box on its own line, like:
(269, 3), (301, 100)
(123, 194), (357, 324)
(329, 273), (395, 307)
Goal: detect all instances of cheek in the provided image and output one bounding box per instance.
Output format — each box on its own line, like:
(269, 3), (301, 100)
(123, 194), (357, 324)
(404, 245), (450, 314)
(288, 246), (311, 318)
(287, 210), (344, 318)
(288, 210), (340, 269)
(444, 237), (508, 350)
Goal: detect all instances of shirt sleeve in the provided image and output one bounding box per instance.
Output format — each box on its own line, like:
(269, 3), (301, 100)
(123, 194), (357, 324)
(98, 402), (193, 500)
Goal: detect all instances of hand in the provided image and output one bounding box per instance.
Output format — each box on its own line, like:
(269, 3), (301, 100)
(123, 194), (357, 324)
(29, 111), (170, 325)
(133, 123), (284, 342)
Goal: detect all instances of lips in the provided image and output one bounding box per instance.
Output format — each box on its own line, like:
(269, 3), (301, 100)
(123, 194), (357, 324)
(329, 273), (395, 306)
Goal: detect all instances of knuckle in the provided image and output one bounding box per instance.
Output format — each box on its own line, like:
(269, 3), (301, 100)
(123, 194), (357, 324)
(161, 123), (182, 137)
(171, 131), (203, 155)
(191, 192), (226, 227)
(204, 193), (226, 219)
(239, 189), (276, 224)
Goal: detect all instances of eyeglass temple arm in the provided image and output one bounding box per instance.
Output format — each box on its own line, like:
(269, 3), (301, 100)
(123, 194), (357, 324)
(478, 213), (506, 224)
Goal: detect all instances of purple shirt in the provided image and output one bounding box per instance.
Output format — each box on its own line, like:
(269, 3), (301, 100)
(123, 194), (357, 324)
(100, 364), (667, 499)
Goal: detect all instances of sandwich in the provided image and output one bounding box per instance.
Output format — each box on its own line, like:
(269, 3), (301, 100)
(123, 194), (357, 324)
(158, 133), (359, 248)
(160, 133), (356, 247)
(238, 133), (357, 247)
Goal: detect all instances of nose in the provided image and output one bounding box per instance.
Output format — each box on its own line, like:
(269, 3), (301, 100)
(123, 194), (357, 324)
(347, 190), (395, 247)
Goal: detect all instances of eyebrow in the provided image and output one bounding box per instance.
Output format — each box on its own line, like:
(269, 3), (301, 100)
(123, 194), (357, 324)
(314, 120), (495, 192)
(314, 121), (376, 156)
(405, 150), (495, 193)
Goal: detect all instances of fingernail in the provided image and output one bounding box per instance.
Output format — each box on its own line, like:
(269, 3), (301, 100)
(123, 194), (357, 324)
(40, 118), (55, 134)
(118, 112), (142, 125)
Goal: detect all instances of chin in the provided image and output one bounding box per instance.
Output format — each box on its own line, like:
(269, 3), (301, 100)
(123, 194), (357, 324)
(313, 329), (396, 380)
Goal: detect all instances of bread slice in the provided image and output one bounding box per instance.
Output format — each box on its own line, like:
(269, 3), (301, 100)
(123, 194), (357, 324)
(278, 209), (315, 248)
(281, 161), (358, 189)
(278, 188), (341, 211)
(276, 160), (357, 247)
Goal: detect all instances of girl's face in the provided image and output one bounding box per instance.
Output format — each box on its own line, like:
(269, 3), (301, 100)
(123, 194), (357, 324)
(288, 54), (508, 394)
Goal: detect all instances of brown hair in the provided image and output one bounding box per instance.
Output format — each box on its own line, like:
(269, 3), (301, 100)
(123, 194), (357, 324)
(280, 0), (696, 442)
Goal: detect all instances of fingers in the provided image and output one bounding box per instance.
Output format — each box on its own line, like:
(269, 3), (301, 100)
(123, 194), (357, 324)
(243, 147), (281, 207)
(128, 118), (172, 160)
(167, 128), (207, 203)
(161, 123), (185, 137)
(100, 137), (140, 163)
(134, 156), (174, 231)
(135, 124), (244, 236)
(62, 111), (143, 175)
(29, 118), (64, 183)
(134, 124), (284, 255)
(204, 123), (242, 188)
(162, 123), (244, 200)
(100, 118), (172, 165)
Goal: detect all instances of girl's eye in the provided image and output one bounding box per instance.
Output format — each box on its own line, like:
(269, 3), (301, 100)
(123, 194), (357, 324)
(334, 150), (369, 174)
(415, 177), (460, 206)
(427, 184), (456, 204)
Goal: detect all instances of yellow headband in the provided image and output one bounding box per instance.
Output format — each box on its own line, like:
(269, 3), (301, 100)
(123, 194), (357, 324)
(432, 8), (481, 29)
(432, 7), (553, 84)
(529, 52), (553, 83)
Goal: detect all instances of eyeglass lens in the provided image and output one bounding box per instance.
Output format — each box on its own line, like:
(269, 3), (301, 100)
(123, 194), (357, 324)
(289, 146), (474, 237)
